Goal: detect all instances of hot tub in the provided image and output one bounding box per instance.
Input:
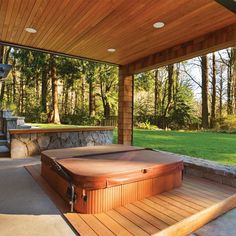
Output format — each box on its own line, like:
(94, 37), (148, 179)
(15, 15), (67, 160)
(41, 144), (183, 213)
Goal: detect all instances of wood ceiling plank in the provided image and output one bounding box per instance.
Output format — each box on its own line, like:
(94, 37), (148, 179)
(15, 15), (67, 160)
(19, 0), (49, 45)
(126, 23), (236, 74)
(0, 0), (235, 66)
(7, 0), (26, 42)
(120, 6), (236, 64)
(11, 0), (37, 44)
(1, 0), (15, 40)
(5, 0), (22, 41)
(58, 0), (127, 52)
(69, 0), (211, 58)
(24, 0), (56, 46)
(36, 0), (90, 49)
(84, 1), (235, 64)
(0, 0), (9, 39)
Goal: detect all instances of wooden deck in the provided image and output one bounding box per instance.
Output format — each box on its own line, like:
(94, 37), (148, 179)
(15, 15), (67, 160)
(26, 164), (236, 236)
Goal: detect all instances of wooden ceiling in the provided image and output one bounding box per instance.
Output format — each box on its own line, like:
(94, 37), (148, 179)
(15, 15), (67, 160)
(0, 0), (236, 66)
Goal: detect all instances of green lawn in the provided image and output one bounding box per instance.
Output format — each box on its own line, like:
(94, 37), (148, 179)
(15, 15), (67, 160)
(29, 123), (236, 166)
(28, 123), (89, 128)
(128, 129), (236, 166)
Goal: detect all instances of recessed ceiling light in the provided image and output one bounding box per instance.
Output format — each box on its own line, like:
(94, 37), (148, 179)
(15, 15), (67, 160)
(107, 48), (116, 53)
(153, 22), (165, 29)
(25, 27), (37, 33)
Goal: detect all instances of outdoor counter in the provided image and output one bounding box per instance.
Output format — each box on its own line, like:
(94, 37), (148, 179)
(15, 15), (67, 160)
(9, 127), (113, 158)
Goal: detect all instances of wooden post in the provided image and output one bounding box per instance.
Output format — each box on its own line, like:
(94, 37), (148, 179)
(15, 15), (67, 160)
(118, 66), (133, 145)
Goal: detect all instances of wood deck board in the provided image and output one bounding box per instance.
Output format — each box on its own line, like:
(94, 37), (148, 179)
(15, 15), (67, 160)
(182, 182), (230, 199)
(79, 214), (115, 236)
(95, 213), (133, 236)
(184, 176), (236, 195)
(153, 194), (198, 215)
(148, 196), (192, 218)
(25, 164), (236, 236)
(115, 206), (159, 235)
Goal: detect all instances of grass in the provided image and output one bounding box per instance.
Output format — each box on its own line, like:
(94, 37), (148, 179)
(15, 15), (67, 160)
(29, 123), (236, 166)
(28, 123), (90, 128)
(128, 129), (236, 166)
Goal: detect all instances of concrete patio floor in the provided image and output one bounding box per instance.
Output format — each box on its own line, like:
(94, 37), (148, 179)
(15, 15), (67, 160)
(0, 157), (76, 236)
(193, 208), (236, 236)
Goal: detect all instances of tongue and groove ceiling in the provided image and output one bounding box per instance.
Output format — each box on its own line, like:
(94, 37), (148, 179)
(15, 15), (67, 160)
(0, 0), (236, 65)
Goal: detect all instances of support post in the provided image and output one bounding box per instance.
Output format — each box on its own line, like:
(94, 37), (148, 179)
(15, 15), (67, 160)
(118, 66), (133, 145)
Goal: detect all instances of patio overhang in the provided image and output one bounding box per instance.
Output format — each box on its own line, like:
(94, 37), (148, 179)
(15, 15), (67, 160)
(0, 0), (236, 144)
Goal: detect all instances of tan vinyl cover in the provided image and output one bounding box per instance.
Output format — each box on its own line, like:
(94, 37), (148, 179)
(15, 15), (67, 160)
(41, 145), (183, 190)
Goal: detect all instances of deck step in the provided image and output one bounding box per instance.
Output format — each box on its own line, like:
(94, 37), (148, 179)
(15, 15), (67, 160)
(0, 132), (6, 140)
(0, 139), (8, 146)
(0, 145), (10, 157)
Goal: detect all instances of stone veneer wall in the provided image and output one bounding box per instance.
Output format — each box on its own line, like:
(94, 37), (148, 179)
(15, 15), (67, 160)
(156, 150), (236, 189)
(10, 129), (113, 158)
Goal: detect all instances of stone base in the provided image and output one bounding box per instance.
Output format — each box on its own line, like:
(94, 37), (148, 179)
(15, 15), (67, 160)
(10, 129), (113, 158)
(156, 150), (236, 189)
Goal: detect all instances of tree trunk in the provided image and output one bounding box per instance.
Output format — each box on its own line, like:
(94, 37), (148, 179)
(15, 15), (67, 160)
(219, 65), (223, 117)
(20, 78), (24, 113)
(201, 55), (209, 129)
(89, 78), (95, 116)
(81, 75), (85, 112)
(210, 53), (216, 128)
(0, 45), (4, 108)
(154, 69), (159, 117)
(12, 59), (16, 103)
(167, 64), (174, 105)
(64, 81), (69, 115)
(104, 99), (111, 118)
(233, 47), (236, 114)
(50, 55), (60, 124)
(41, 66), (48, 113)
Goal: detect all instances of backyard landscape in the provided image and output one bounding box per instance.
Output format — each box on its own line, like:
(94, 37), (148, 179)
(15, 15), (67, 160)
(30, 123), (236, 166)
(0, 42), (236, 165)
(1, 1), (236, 236)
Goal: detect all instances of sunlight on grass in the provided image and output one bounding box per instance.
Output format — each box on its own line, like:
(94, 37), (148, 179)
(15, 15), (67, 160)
(114, 129), (236, 166)
(28, 123), (91, 128)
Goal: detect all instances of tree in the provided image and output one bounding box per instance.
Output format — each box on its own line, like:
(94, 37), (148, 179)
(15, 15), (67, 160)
(97, 64), (118, 118)
(210, 53), (216, 128)
(201, 55), (209, 129)
(0, 46), (11, 108)
(0, 45), (4, 108)
(154, 69), (160, 117)
(49, 55), (60, 124)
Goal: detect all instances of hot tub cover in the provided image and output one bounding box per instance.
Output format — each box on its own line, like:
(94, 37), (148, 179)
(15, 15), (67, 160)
(41, 144), (183, 190)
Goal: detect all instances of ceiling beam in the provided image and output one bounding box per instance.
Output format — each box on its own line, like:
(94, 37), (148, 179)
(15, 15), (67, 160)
(0, 41), (118, 67)
(125, 23), (236, 75)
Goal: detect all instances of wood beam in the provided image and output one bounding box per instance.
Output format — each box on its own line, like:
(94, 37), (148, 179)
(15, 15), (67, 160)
(125, 23), (236, 75)
(118, 66), (133, 145)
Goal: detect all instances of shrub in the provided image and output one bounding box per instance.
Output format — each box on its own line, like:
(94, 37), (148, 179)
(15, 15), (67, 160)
(136, 121), (158, 130)
(217, 115), (236, 131)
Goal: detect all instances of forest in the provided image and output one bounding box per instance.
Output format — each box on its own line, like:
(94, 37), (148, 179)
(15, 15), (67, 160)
(0, 44), (236, 131)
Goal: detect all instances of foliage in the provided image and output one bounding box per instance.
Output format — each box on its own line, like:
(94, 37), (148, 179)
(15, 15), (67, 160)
(1, 46), (235, 130)
(135, 121), (158, 130)
(216, 115), (236, 131)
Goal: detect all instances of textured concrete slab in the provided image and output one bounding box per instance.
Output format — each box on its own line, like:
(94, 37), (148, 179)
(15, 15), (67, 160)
(0, 157), (76, 236)
(193, 208), (236, 236)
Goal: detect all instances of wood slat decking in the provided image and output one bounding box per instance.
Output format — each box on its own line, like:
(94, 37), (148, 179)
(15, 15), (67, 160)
(26, 164), (236, 236)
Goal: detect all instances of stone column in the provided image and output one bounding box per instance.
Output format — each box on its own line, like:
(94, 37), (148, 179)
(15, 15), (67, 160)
(118, 66), (133, 145)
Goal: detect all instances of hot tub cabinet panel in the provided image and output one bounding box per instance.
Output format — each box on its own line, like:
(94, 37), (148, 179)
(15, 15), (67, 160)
(41, 145), (183, 214)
